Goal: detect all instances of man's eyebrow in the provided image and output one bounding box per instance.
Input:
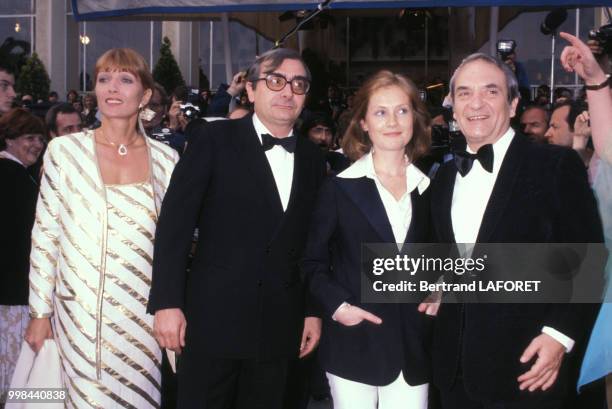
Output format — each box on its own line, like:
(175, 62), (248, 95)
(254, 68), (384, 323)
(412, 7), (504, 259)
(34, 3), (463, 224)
(485, 84), (500, 89)
(455, 86), (471, 92)
(266, 71), (307, 80)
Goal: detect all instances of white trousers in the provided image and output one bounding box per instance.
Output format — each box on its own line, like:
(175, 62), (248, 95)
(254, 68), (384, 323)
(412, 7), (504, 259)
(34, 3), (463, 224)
(326, 371), (428, 409)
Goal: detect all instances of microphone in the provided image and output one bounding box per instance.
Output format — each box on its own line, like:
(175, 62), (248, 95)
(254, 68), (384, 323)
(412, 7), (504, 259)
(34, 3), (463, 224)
(540, 9), (568, 35)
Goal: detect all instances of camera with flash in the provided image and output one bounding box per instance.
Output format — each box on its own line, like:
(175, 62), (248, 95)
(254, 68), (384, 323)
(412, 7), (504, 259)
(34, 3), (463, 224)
(496, 40), (517, 61)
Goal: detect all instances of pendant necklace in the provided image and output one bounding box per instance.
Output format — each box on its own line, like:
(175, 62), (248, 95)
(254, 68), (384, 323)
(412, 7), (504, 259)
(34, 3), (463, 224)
(99, 129), (140, 156)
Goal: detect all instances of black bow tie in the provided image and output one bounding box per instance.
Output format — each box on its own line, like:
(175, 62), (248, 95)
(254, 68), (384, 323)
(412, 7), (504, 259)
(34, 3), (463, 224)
(454, 144), (494, 176)
(261, 133), (296, 153)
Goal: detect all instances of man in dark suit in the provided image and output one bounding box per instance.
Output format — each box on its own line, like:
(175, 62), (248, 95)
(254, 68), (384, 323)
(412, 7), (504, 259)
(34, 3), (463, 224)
(429, 53), (603, 408)
(148, 48), (325, 409)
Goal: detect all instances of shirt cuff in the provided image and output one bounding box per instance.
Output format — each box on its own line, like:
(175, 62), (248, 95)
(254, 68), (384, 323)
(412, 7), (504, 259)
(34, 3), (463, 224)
(542, 326), (575, 353)
(331, 302), (350, 321)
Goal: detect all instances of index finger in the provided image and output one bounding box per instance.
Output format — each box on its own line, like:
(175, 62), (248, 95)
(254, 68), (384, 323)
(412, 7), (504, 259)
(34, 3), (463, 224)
(559, 32), (590, 53)
(360, 310), (383, 324)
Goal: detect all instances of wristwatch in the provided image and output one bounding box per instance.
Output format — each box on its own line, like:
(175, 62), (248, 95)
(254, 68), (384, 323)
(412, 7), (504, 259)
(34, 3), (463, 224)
(585, 74), (610, 91)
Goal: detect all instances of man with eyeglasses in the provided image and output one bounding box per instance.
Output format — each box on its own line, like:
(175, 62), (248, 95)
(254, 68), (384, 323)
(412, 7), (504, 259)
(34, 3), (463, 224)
(149, 48), (326, 409)
(0, 63), (16, 115)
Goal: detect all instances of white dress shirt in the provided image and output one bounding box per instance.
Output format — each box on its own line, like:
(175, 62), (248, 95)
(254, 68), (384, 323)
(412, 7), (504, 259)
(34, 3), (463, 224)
(339, 151), (430, 243)
(252, 114), (294, 211)
(332, 151), (429, 319)
(450, 128), (574, 352)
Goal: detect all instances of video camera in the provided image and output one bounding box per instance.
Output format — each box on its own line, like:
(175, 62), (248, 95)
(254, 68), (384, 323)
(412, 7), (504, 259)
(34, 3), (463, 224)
(589, 24), (612, 56)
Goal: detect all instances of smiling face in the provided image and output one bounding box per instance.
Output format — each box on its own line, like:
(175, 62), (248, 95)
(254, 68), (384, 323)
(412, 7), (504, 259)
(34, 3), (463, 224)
(452, 59), (518, 150)
(360, 85), (413, 154)
(246, 58), (307, 133)
(6, 133), (45, 167)
(95, 69), (151, 121)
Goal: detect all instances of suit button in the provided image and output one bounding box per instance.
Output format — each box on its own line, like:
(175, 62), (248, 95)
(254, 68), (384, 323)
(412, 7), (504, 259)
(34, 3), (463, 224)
(289, 248), (295, 255)
(257, 280), (263, 287)
(265, 246), (271, 254)
(284, 281), (290, 288)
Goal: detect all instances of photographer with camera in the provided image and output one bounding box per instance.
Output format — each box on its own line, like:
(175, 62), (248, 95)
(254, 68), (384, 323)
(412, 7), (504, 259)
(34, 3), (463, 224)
(141, 83), (186, 155)
(587, 23), (612, 76)
(168, 85), (203, 132)
(498, 40), (531, 102)
(206, 71), (247, 117)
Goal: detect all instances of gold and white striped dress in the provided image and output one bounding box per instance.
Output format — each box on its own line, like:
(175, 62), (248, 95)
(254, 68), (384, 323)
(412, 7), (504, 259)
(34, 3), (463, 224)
(57, 181), (160, 408)
(28, 132), (178, 409)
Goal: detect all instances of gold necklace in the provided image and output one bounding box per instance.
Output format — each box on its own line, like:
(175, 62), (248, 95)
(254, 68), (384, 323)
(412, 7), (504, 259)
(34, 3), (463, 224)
(99, 129), (140, 156)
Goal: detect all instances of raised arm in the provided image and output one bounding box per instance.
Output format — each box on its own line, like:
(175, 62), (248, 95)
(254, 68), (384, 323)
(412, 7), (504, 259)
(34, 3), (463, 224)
(560, 32), (612, 164)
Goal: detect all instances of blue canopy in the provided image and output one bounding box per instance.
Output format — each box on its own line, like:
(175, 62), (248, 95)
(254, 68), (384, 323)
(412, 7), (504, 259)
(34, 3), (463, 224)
(72, 0), (612, 21)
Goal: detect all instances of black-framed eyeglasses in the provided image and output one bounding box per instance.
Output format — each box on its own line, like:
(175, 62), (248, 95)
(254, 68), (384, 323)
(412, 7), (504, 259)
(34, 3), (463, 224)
(253, 73), (310, 95)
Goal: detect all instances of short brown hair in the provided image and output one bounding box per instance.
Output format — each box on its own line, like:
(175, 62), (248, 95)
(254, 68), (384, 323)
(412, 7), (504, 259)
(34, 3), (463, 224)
(341, 70), (431, 162)
(0, 108), (45, 150)
(94, 48), (154, 92)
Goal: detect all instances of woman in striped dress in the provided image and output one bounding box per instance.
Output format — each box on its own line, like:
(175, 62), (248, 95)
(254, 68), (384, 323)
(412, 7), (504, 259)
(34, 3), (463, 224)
(24, 48), (178, 408)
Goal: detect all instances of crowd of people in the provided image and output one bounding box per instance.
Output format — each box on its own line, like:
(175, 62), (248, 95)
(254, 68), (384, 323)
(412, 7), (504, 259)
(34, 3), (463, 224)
(0, 28), (610, 409)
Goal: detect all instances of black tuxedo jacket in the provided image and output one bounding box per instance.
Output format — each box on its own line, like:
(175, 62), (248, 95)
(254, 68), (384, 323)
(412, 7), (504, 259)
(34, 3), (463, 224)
(301, 174), (433, 386)
(430, 133), (603, 402)
(0, 159), (38, 305)
(148, 115), (325, 361)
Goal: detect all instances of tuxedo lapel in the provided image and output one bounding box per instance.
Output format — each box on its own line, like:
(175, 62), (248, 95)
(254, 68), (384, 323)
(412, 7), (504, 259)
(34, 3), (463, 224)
(404, 190), (428, 243)
(431, 164), (457, 243)
(337, 177), (395, 243)
(229, 116), (284, 219)
(476, 134), (526, 243)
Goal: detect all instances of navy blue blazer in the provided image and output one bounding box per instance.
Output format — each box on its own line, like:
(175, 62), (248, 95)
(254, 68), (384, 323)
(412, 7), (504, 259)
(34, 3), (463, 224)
(301, 163), (433, 386)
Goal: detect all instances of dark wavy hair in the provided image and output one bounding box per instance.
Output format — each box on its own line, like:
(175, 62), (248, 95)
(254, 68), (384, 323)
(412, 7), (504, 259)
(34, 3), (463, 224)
(0, 108), (45, 150)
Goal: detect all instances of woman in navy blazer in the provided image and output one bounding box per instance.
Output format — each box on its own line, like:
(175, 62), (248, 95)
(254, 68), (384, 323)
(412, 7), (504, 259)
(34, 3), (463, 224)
(302, 71), (433, 409)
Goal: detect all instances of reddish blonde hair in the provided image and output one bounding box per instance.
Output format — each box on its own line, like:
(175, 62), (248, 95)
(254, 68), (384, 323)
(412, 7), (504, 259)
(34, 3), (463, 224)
(341, 70), (431, 162)
(94, 48), (154, 92)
